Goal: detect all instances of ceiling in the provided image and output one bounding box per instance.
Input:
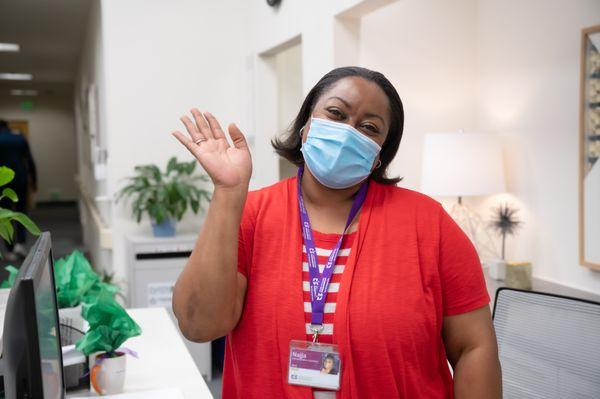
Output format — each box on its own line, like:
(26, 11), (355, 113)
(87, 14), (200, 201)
(0, 0), (91, 96)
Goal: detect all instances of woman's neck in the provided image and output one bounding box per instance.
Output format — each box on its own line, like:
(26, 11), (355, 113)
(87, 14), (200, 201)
(300, 167), (361, 208)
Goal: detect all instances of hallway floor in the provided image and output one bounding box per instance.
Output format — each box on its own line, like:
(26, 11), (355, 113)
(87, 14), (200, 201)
(0, 201), (84, 281)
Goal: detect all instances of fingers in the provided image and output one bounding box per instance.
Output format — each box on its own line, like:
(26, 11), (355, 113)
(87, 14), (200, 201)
(172, 131), (200, 156)
(228, 123), (248, 149)
(178, 109), (240, 151)
(190, 109), (213, 139)
(204, 112), (226, 140)
(180, 116), (203, 142)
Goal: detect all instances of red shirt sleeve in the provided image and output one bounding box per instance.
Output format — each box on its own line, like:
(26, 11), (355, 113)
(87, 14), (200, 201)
(438, 205), (490, 316)
(237, 192), (256, 278)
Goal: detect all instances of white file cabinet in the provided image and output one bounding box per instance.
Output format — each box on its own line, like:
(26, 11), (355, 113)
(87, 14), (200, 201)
(126, 234), (212, 381)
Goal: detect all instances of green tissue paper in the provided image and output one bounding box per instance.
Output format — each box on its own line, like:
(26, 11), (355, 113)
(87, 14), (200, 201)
(0, 265), (18, 288)
(75, 290), (141, 356)
(53, 250), (120, 308)
(83, 280), (120, 303)
(53, 250), (100, 308)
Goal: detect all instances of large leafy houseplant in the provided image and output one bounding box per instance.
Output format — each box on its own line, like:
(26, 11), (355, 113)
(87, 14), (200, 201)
(0, 166), (40, 257)
(116, 157), (211, 236)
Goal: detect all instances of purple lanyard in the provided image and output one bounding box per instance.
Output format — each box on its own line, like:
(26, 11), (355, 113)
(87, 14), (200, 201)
(297, 166), (368, 335)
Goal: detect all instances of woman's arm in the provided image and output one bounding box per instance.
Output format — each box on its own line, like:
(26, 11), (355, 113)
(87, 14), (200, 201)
(442, 305), (502, 399)
(171, 109), (252, 342)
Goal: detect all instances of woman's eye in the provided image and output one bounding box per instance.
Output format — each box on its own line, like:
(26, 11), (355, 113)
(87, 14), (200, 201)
(328, 108), (344, 118)
(362, 124), (378, 134)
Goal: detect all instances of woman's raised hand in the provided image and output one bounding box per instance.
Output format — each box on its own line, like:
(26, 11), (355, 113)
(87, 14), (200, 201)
(172, 109), (252, 192)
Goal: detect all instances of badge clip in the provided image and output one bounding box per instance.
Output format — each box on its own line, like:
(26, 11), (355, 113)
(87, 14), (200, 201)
(310, 324), (324, 343)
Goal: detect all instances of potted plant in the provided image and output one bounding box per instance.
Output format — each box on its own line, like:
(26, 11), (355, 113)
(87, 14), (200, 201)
(116, 157), (211, 237)
(0, 166), (40, 258)
(53, 250), (120, 346)
(488, 203), (523, 280)
(76, 290), (141, 395)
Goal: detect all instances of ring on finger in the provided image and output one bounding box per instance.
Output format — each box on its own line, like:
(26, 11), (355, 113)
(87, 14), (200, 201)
(194, 137), (207, 145)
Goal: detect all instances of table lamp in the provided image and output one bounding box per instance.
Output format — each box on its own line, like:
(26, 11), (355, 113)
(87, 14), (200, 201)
(421, 132), (506, 259)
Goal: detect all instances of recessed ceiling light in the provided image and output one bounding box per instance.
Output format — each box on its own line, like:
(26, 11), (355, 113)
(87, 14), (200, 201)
(0, 73), (33, 80)
(11, 89), (38, 96)
(0, 43), (20, 52)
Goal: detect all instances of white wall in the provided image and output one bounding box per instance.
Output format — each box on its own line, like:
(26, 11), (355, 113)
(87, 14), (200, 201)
(98, 0), (248, 282)
(584, 161), (600, 263)
(359, 0), (600, 294)
(75, 0), (112, 272)
(475, 0), (600, 293)
(359, 0), (478, 189)
(0, 94), (78, 202)
(76, 0), (109, 200)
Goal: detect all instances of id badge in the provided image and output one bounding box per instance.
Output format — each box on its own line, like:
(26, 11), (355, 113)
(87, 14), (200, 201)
(288, 340), (341, 390)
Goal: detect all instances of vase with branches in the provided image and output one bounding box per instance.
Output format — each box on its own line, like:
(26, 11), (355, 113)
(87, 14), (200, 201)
(489, 203), (523, 260)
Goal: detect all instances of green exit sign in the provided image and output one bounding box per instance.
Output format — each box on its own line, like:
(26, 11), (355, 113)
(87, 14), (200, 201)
(19, 100), (34, 110)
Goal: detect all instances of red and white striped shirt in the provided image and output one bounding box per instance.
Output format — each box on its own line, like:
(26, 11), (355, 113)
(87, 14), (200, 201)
(302, 230), (356, 399)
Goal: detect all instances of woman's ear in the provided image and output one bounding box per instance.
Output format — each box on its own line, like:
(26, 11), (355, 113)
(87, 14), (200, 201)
(371, 156), (382, 172)
(300, 119), (312, 143)
(299, 125), (308, 143)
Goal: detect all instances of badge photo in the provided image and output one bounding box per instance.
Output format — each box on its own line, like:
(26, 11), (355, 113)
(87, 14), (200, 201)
(288, 340), (341, 390)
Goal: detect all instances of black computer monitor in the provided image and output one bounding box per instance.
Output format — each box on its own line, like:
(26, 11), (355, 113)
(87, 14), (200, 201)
(0, 232), (65, 399)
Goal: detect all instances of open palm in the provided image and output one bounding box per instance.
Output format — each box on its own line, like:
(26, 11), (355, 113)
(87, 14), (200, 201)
(172, 109), (252, 190)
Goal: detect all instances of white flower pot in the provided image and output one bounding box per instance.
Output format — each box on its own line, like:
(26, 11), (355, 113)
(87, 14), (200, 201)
(90, 352), (126, 395)
(487, 259), (507, 280)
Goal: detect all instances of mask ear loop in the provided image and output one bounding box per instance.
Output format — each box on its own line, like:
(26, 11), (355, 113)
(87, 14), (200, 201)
(375, 160), (382, 169)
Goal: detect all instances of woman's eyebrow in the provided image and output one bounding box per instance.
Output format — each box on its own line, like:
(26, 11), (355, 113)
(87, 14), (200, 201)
(327, 96), (351, 108)
(364, 112), (385, 125)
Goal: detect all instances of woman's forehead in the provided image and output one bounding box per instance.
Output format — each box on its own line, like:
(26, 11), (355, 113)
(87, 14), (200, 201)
(318, 77), (390, 116)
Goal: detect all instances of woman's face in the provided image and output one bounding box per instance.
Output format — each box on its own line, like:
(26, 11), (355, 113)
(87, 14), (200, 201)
(302, 76), (391, 149)
(323, 357), (334, 370)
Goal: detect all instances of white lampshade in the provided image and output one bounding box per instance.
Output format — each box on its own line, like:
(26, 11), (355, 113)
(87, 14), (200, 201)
(421, 132), (506, 197)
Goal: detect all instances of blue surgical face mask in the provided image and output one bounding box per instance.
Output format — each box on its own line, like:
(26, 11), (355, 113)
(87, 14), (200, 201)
(300, 117), (382, 189)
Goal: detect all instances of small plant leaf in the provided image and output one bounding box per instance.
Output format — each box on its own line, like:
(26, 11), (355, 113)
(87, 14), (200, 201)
(0, 208), (16, 219)
(10, 212), (42, 236)
(0, 221), (14, 243)
(1, 187), (18, 202)
(0, 166), (15, 187)
(191, 199), (199, 214)
(166, 157), (177, 176)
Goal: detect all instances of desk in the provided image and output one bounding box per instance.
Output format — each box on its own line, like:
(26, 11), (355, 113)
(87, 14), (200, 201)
(68, 307), (213, 398)
(484, 268), (600, 305)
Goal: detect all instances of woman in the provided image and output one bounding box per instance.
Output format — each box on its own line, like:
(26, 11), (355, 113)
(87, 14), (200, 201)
(172, 66), (502, 398)
(321, 354), (338, 375)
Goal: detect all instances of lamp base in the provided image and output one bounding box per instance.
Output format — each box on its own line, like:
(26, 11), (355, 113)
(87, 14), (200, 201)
(449, 202), (499, 261)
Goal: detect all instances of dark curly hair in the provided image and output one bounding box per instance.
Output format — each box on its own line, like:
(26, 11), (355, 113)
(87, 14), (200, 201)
(271, 66), (404, 185)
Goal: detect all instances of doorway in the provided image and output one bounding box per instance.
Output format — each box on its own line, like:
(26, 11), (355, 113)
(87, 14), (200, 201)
(274, 43), (303, 180)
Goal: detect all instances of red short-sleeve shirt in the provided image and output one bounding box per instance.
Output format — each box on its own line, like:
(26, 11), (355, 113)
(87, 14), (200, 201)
(224, 177), (489, 399)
